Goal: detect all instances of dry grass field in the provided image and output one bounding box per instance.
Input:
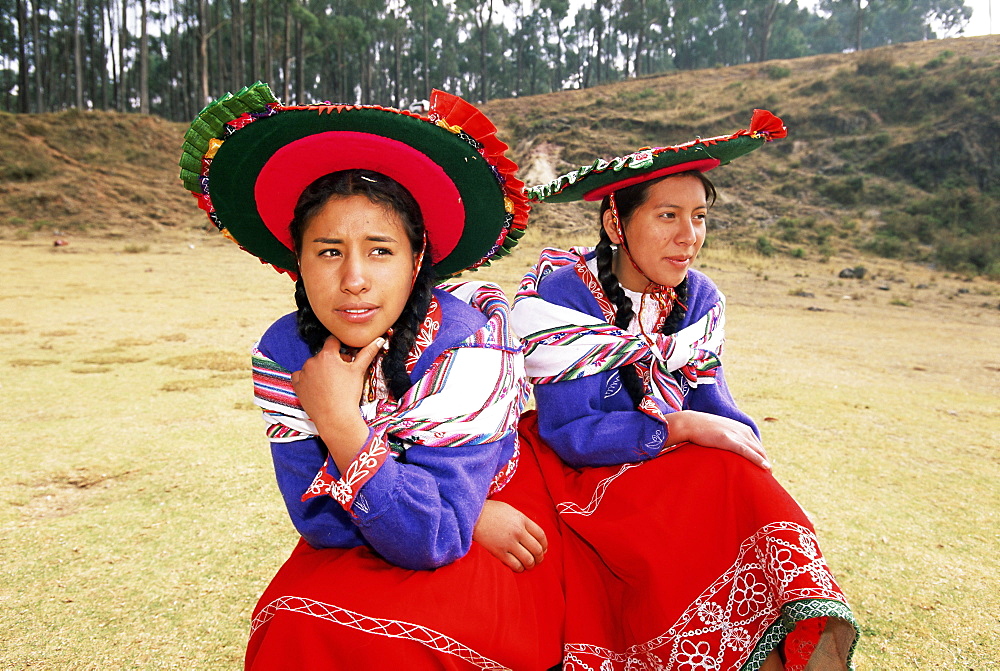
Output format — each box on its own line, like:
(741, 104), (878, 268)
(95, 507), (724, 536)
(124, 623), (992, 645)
(1, 228), (998, 669)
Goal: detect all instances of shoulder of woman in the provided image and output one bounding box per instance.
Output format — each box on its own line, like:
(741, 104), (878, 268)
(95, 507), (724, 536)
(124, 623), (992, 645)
(681, 269), (725, 326)
(540, 266), (609, 322)
(536, 262), (597, 309)
(406, 288), (495, 382)
(257, 312), (312, 371)
(686, 269), (722, 301)
(433, 287), (490, 337)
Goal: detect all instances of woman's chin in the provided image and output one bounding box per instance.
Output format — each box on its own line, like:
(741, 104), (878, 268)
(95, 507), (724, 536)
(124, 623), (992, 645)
(335, 332), (380, 350)
(649, 269), (688, 289)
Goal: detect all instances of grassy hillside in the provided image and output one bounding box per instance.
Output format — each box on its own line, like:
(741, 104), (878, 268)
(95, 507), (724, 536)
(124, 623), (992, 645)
(0, 110), (192, 234)
(0, 35), (997, 276)
(485, 34), (999, 276)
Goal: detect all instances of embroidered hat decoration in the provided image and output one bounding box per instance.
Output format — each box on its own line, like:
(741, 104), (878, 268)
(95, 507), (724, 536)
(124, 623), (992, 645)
(179, 82), (529, 279)
(526, 109), (787, 203)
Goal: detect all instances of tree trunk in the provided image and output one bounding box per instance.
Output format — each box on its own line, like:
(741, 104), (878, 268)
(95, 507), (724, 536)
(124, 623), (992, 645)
(295, 17), (304, 103)
(250, 0), (258, 82)
(421, 0), (430, 99)
(98, 0), (109, 109)
(394, 20), (401, 107)
(264, 0), (273, 86)
(232, 0), (245, 88)
(214, 0), (227, 95)
(16, 0), (29, 112)
(633, 0), (646, 76)
(31, 0), (45, 111)
(74, 0), (85, 108)
(108, 0), (118, 110)
(120, 0), (128, 111)
(753, 0), (779, 62)
(199, 0), (210, 105)
(140, 0), (149, 113)
(282, 0), (291, 100)
(855, 0), (864, 52)
(478, 0), (493, 103)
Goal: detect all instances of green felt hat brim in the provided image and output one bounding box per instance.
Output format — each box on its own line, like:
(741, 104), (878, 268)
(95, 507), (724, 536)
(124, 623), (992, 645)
(529, 134), (767, 204)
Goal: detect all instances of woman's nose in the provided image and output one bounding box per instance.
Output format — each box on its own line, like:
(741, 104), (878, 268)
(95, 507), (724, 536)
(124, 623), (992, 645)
(340, 257), (369, 294)
(675, 217), (697, 245)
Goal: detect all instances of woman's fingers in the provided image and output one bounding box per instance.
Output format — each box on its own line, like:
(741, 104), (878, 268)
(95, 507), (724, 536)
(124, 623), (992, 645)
(729, 432), (770, 470)
(353, 336), (386, 370)
(523, 516), (548, 555)
(500, 553), (526, 573)
(506, 542), (537, 572)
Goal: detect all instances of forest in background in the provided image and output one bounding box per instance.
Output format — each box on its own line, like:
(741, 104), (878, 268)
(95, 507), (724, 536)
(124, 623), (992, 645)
(2, 0), (976, 120)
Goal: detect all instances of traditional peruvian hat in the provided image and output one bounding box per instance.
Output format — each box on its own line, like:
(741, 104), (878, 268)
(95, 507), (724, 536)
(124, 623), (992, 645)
(179, 82), (529, 279)
(526, 109), (787, 203)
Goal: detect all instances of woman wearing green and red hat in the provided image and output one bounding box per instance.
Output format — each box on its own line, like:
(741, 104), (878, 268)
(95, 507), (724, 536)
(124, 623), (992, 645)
(512, 112), (858, 670)
(181, 84), (563, 669)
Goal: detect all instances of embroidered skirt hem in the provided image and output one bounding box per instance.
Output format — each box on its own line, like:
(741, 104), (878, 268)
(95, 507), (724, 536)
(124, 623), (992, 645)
(520, 411), (857, 671)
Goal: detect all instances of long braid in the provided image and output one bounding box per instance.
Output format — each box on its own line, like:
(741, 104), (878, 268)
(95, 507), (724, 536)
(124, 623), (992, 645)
(381, 249), (436, 400)
(661, 277), (689, 335)
(595, 226), (646, 408)
(295, 277), (331, 355)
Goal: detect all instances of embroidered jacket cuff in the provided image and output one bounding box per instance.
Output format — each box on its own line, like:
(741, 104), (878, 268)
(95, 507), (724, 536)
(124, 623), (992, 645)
(300, 427), (391, 514)
(637, 396), (678, 457)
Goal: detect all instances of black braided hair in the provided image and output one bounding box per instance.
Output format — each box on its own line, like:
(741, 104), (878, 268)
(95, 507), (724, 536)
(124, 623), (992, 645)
(381, 253), (435, 399)
(595, 225), (647, 407)
(595, 170), (717, 408)
(288, 169), (436, 401)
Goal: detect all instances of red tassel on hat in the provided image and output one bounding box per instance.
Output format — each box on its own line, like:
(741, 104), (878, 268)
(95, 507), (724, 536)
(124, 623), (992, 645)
(748, 109), (788, 140)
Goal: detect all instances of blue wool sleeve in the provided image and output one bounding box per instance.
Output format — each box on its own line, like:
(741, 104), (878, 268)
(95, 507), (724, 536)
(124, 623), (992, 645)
(684, 367), (760, 437)
(345, 434), (508, 570)
(534, 370), (670, 468)
(257, 303), (510, 570)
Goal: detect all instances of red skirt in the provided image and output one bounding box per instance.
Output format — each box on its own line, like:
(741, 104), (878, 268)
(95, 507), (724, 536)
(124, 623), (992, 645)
(246, 437), (564, 671)
(519, 411), (857, 671)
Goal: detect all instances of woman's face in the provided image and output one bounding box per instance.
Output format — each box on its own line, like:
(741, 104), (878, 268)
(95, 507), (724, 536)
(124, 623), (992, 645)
(297, 195), (419, 349)
(604, 173), (708, 291)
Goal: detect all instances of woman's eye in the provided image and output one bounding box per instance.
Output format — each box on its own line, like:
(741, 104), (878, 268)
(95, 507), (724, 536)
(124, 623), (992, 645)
(372, 247), (394, 257)
(318, 248), (341, 257)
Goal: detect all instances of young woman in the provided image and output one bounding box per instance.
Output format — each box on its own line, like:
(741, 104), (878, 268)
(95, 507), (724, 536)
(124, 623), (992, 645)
(180, 84), (563, 670)
(513, 111), (858, 670)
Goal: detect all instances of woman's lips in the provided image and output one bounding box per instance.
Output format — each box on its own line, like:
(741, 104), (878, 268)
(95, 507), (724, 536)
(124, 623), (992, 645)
(665, 256), (691, 268)
(336, 305), (380, 323)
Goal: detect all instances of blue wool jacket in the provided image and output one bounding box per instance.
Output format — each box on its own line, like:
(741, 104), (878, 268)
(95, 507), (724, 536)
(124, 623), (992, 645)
(532, 262), (759, 469)
(257, 288), (517, 570)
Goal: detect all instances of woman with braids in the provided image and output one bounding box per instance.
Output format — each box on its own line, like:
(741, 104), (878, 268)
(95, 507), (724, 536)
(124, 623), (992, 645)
(512, 111), (858, 670)
(180, 84), (562, 669)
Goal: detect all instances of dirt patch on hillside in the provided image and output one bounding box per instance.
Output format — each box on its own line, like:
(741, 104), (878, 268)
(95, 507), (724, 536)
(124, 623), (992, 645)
(0, 110), (205, 240)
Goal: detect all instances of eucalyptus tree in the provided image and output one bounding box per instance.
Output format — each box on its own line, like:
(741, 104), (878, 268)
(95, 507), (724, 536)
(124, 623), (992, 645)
(815, 0), (971, 51)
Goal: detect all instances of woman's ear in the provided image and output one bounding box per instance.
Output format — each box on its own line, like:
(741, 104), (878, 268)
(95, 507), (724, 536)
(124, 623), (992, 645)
(602, 209), (623, 245)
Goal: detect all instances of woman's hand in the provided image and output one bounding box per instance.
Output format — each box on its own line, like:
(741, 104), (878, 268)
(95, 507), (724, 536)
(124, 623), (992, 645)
(291, 334), (384, 472)
(665, 410), (771, 470)
(473, 500), (548, 573)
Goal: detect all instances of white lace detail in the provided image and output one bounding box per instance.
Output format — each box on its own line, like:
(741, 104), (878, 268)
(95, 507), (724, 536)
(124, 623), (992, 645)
(250, 595), (511, 670)
(556, 462), (642, 517)
(561, 522), (849, 670)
